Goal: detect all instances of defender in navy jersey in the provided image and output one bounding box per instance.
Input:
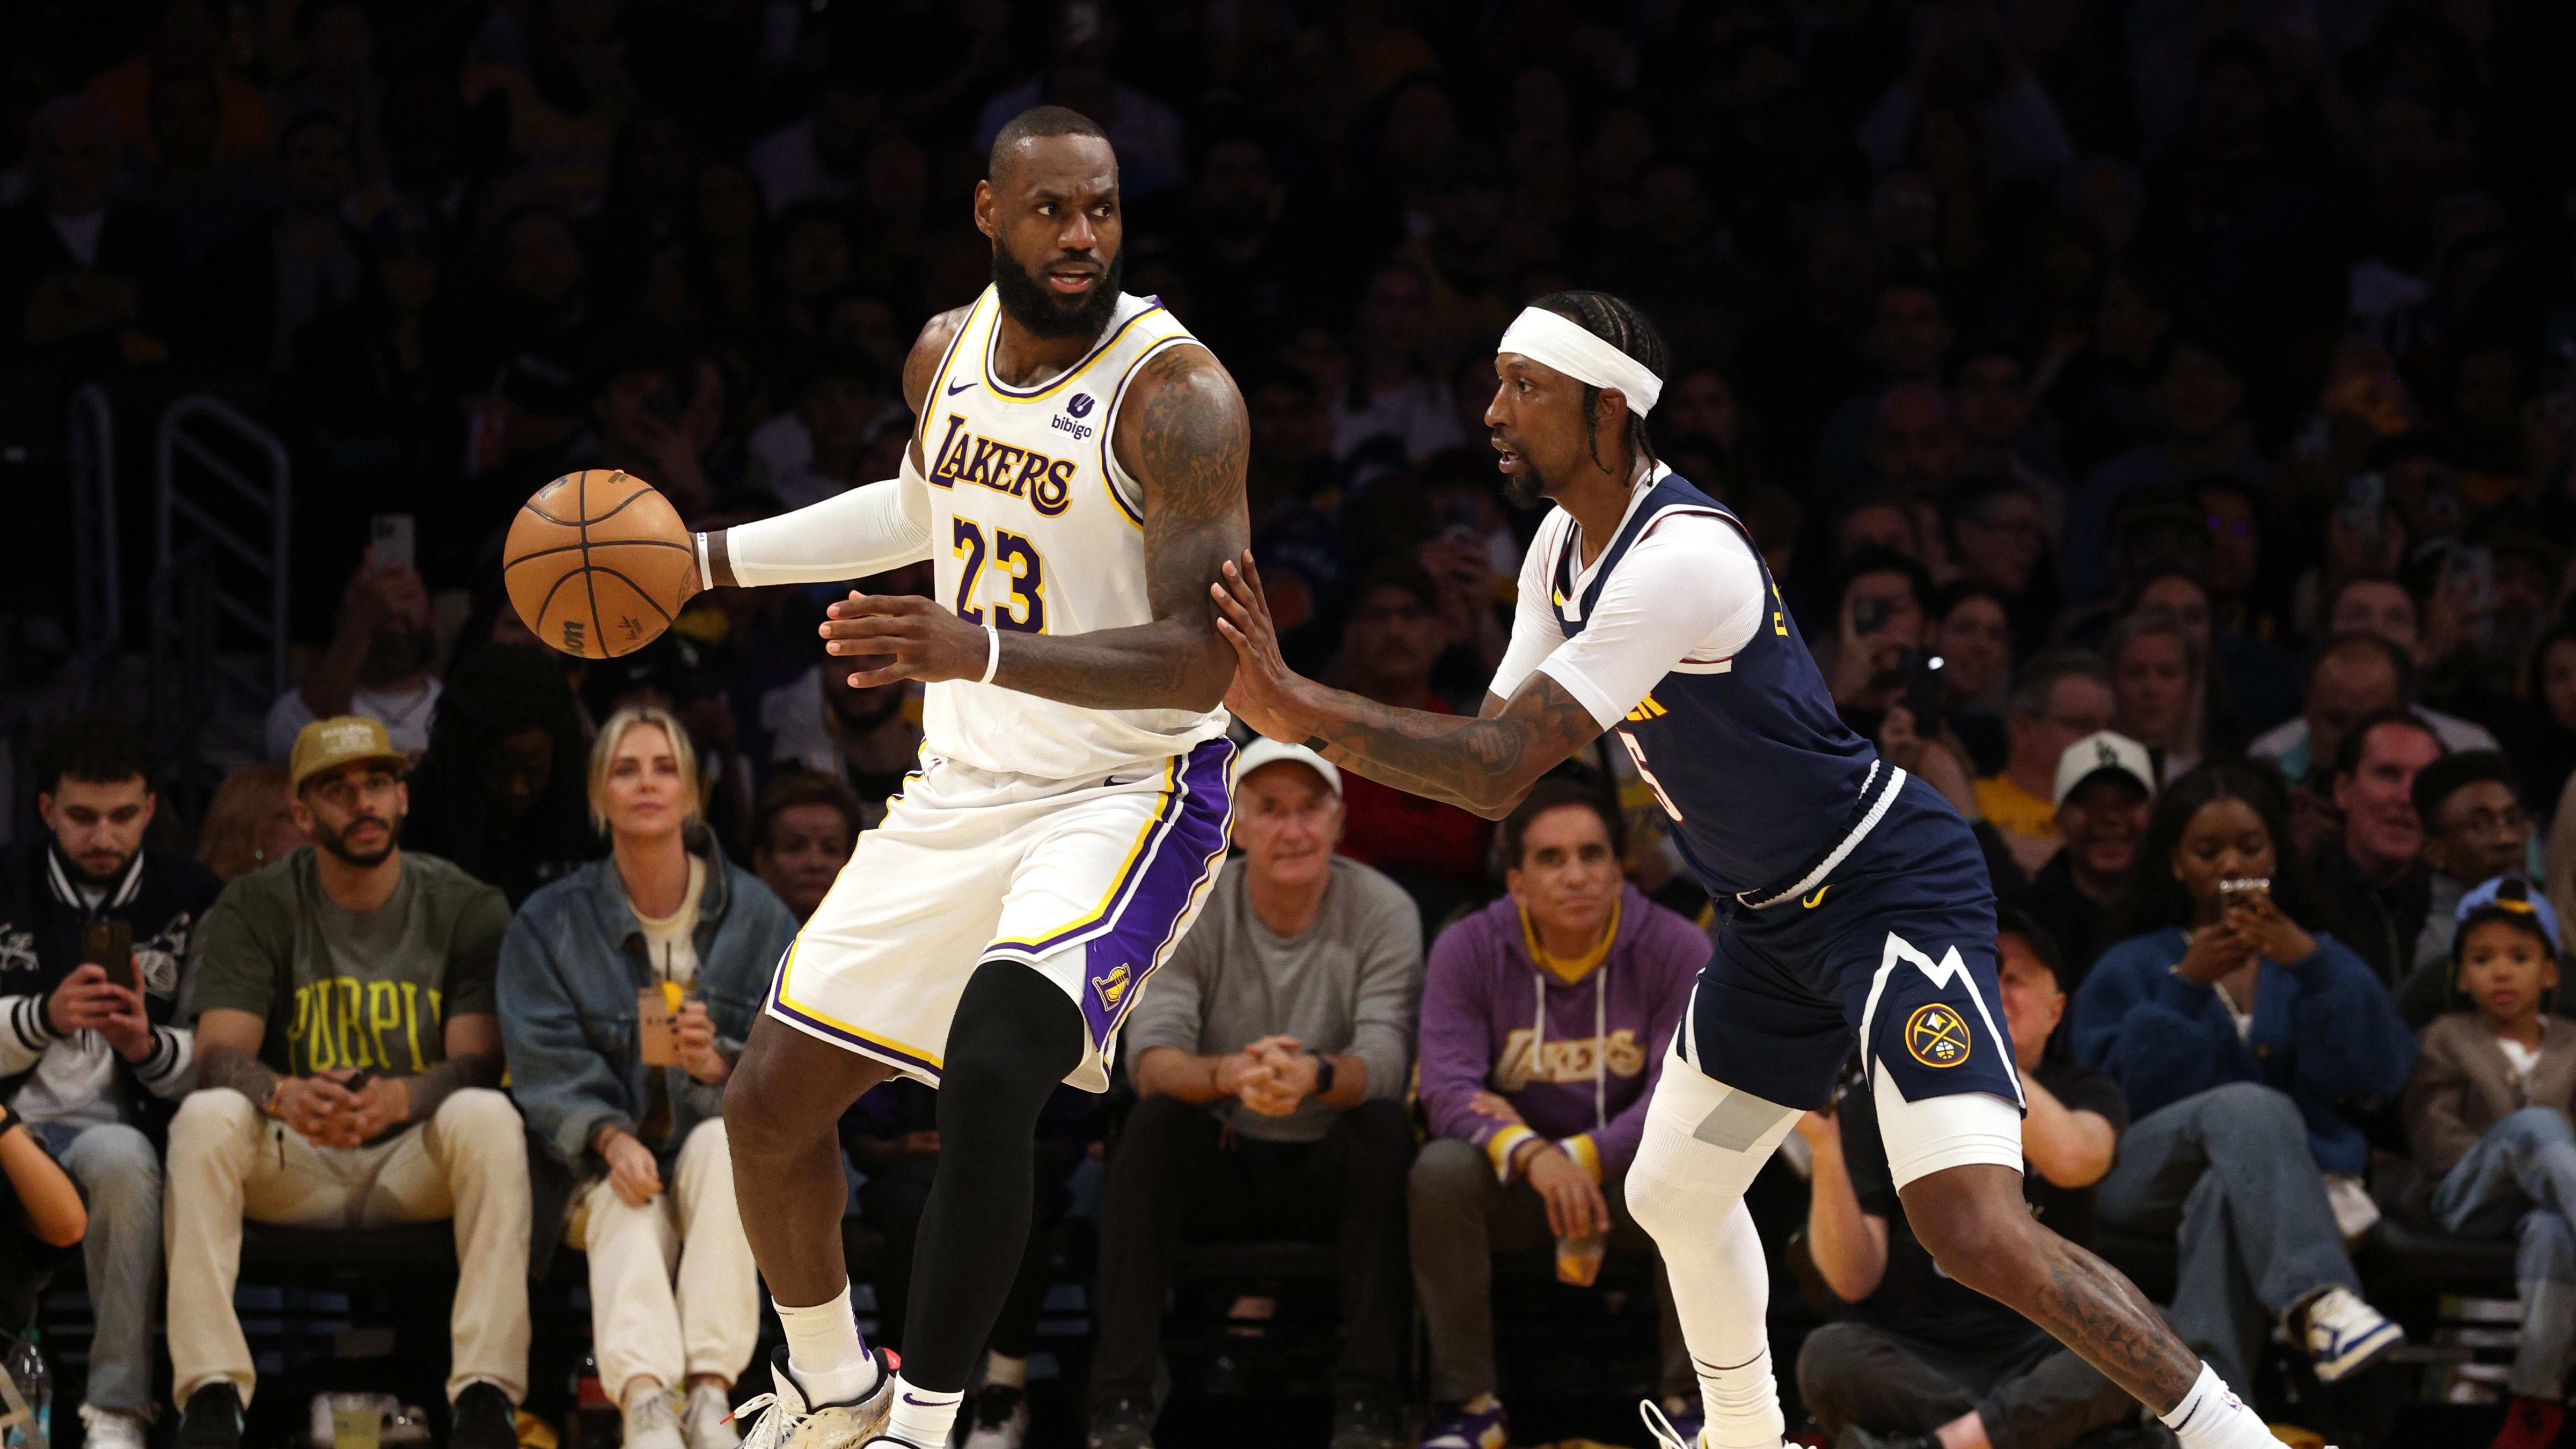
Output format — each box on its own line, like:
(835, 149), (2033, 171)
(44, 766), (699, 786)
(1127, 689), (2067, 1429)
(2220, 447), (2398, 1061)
(1211, 295), (2279, 1449)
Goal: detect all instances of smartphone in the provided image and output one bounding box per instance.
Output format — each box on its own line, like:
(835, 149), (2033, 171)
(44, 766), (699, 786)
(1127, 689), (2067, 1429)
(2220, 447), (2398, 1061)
(342, 1068), (377, 1093)
(1904, 650), (1950, 721)
(2337, 472), (2384, 541)
(83, 920), (135, 989)
(1851, 595), (1890, 636)
(371, 513), (415, 572)
(2218, 877), (2271, 905)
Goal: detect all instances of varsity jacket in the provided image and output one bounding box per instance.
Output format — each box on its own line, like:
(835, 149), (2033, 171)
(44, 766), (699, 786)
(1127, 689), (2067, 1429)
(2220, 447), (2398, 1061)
(0, 839), (222, 1136)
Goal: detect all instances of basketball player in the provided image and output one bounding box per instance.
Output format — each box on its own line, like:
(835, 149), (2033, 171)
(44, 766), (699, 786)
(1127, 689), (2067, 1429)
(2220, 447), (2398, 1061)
(1209, 292), (2289, 1449)
(677, 108), (1248, 1449)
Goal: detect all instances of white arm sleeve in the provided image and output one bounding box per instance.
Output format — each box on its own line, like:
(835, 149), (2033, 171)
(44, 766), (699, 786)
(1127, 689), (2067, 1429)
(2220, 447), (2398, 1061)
(698, 455), (934, 588)
(1536, 513), (1767, 730)
(1487, 514), (1571, 703)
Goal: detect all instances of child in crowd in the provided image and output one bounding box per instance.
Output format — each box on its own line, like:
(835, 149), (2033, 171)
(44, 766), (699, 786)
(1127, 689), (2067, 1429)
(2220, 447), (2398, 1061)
(2402, 878), (2576, 1449)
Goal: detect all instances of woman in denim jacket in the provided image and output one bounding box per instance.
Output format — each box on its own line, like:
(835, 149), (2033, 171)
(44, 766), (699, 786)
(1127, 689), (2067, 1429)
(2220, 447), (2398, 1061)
(500, 707), (798, 1449)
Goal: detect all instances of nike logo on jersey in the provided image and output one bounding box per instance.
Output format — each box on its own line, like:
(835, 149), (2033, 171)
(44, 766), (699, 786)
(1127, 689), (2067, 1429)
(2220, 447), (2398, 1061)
(946, 378), (975, 395)
(925, 413), (1075, 516)
(1802, 885), (1831, 909)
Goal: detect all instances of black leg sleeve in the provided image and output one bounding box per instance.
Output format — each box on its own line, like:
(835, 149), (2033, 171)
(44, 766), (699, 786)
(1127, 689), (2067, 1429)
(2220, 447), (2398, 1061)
(902, 960), (1087, 1391)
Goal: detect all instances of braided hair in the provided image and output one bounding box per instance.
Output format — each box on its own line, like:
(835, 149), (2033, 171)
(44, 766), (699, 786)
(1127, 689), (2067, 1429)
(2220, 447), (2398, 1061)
(1527, 290), (1672, 475)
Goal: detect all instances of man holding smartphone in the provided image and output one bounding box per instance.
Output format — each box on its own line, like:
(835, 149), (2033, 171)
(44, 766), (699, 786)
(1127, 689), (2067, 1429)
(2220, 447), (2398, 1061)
(0, 715), (222, 1449)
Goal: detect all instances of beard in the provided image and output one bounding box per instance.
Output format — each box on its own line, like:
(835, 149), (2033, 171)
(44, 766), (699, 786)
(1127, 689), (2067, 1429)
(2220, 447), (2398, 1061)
(1492, 430), (1552, 509)
(313, 807), (403, 869)
(990, 240), (1126, 340)
(62, 844), (136, 889)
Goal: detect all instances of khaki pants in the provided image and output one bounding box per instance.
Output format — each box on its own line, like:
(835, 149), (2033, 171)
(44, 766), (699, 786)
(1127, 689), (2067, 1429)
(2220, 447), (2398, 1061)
(565, 1119), (757, 1400)
(163, 1087), (532, 1408)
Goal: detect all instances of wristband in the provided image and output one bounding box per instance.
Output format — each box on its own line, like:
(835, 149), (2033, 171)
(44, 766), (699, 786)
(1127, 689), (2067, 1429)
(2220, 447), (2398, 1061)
(979, 621), (1001, 685)
(262, 1078), (288, 1119)
(1309, 1051), (1336, 1097)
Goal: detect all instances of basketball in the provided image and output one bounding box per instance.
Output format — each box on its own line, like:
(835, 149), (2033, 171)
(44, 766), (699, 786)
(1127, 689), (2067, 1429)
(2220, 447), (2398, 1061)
(503, 469), (693, 660)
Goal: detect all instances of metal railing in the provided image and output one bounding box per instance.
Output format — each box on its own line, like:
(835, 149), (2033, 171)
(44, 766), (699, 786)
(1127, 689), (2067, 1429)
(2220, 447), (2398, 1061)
(67, 384), (119, 709)
(150, 394), (291, 781)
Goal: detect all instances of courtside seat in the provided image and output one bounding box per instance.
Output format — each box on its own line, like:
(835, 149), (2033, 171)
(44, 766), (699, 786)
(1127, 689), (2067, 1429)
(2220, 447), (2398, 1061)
(239, 1221), (459, 1282)
(2359, 1218), (2518, 1286)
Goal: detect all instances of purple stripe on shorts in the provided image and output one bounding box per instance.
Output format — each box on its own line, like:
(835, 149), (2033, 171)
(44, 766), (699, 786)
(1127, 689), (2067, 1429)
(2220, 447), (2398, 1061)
(1062, 736), (1236, 1046)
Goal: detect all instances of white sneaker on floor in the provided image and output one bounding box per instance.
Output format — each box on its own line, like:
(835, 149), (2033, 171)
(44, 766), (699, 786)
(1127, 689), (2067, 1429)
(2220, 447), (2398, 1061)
(626, 1389), (687, 1449)
(685, 1385), (742, 1449)
(960, 1384), (1028, 1449)
(2299, 1286), (2403, 1381)
(79, 1405), (148, 1449)
(733, 1345), (896, 1449)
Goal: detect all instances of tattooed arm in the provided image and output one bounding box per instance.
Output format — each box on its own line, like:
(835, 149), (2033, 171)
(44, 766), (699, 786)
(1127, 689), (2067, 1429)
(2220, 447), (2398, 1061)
(816, 343), (1248, 712)
(1211, 554), (1606, 819)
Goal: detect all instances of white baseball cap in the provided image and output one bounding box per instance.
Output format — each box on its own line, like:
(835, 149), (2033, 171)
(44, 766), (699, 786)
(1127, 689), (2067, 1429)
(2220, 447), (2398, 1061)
(1233, 737), (1341, 797)
(2052, 730), (2156, 809)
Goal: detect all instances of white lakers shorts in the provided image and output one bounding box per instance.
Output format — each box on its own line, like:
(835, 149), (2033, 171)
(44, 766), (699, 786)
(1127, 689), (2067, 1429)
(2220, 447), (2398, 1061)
(763, 736), (1235, 1092)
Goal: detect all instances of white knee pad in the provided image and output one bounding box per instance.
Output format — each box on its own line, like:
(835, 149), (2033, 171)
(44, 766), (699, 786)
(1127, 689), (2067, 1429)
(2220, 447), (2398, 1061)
(1626, 1049), (1801, 1242)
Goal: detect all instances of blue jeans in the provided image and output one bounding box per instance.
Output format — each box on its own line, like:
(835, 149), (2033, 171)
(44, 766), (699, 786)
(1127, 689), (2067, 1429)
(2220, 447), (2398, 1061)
(2096, 1082), (2361, 1399)
(2431, 1106), (2576, 1400)
(36, 1122), (162, 1416)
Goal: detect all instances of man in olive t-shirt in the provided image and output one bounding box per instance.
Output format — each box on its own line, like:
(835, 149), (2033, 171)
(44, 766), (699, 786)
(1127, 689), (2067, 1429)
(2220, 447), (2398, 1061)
(164, 717), (530, 1449)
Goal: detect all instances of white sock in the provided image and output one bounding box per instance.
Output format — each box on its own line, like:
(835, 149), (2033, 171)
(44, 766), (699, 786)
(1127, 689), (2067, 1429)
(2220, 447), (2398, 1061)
(775, 1284), (876, 1406)
(982, 1353), (1028, 1391)
(1624, 1069), (1800, 1449)
(1695, 1342), (1783, 1449)
(884, 1376), (962, 1446)
(2158, 1363), (2274, 1449)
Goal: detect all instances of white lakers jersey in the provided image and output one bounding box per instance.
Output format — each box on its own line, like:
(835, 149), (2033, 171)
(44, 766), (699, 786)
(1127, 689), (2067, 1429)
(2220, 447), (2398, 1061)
(912, 286), (1232, 780)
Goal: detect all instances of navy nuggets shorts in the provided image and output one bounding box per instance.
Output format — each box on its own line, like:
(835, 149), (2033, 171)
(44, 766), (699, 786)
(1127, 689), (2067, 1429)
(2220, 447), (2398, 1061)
(1683, 774), (2022, 1113)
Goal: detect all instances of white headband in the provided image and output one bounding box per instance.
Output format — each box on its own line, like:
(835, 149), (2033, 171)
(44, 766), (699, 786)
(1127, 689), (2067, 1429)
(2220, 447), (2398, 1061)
(1496, 306), (1662, 417)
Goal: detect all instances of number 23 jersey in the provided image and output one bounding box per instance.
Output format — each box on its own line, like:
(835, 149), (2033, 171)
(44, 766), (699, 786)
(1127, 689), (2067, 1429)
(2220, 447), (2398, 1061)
(912, 286), (1232, 781)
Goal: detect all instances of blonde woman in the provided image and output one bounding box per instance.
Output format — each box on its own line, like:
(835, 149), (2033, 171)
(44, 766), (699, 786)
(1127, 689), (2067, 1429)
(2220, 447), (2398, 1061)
(194, 763), (306, 881)
(497, 708), (799, 1449)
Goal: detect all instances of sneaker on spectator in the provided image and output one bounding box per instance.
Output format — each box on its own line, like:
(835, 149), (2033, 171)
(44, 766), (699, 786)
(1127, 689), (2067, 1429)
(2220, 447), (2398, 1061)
(2487, 1395), (2565, 1449)
(685, 1384), (742, 1449)
(451, 1382), (518, 1449)
(1416, 1397), (1506, 1449)
(960, 1384), (1028, 1449)
(1086, 1395), (1155, 1449)
(2296, 1286), (2402, 1381)
(1329, 1387), (1406, 1449)
(79, 1405), (148, 1449)
(175, 1384), (243, 1449)
(733, 1345), (895, 1449)
(625, 1386), (685, 1449)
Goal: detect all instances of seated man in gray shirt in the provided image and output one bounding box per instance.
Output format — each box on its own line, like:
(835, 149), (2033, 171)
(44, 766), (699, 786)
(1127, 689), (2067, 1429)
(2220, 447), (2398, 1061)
(1088, 741), (1424, 1449)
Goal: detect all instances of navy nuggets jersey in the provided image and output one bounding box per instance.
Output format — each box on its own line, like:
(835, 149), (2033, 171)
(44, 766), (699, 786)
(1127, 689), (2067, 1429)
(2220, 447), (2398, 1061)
(1546, 471), (1883, 904)
(1523, 467), (2018, 1113)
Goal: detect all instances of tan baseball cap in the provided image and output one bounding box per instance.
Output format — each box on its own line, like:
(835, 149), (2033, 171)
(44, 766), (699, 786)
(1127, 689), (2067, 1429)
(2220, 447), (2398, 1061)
(290, 715), (409, 793)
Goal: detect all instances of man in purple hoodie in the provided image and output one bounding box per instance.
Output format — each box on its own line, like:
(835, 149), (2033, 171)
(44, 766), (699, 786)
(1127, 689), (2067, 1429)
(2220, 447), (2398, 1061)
(1410, 780), (1707, 1449)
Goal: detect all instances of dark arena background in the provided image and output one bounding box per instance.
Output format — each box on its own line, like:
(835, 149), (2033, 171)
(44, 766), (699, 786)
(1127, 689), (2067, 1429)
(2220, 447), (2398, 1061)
(1, 1), (2573, 1448)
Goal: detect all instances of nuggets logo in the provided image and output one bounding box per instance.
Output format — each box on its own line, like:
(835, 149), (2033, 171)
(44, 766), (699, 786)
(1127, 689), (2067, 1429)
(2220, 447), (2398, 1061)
(1905, 1002), (1972, 1068)
(1091, 963), (1132, 1012)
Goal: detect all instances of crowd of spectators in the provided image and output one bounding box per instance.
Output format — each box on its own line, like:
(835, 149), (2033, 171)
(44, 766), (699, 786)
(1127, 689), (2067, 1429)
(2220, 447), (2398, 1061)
(4, 0), (2576, 1447)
